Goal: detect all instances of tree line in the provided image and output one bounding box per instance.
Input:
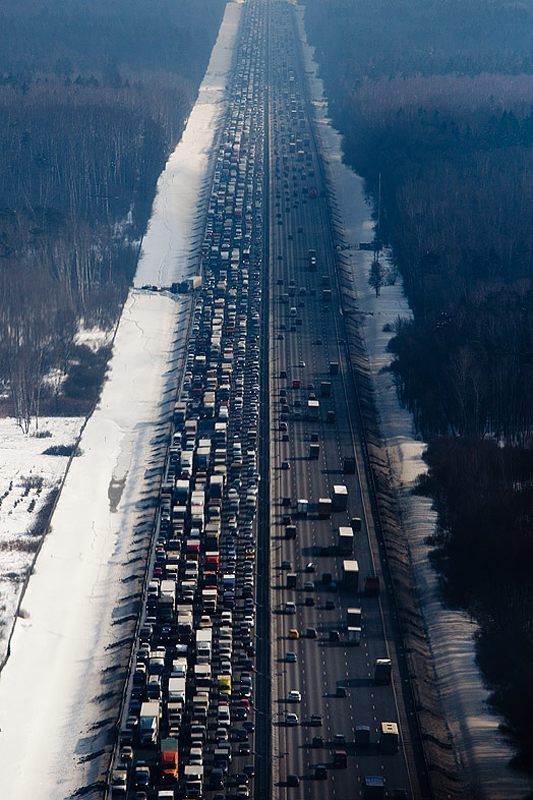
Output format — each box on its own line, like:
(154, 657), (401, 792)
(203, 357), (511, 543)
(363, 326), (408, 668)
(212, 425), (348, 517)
(0, 0), (226, 429)
(304, 0), (533, 771)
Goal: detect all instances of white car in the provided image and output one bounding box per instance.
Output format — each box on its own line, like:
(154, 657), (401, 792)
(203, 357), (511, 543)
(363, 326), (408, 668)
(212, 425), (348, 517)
(287, 690), (301, 703)
(286, 713), (299, 726)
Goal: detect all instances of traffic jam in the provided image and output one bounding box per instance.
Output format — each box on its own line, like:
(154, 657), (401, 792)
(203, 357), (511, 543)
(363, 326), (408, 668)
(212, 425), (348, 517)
(110, 1), (267, 797)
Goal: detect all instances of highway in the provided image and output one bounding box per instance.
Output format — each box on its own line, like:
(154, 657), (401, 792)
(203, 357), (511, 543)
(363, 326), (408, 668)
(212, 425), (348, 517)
(107, 1), (429, 798)
(265, 2), (426, 799)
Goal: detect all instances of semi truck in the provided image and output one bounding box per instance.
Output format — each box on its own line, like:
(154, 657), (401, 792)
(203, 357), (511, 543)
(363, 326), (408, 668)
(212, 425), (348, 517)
(380, 721), (400, 754)
(346, 607), (362, 626)
(342, 560), (359, 591)
(318, 497), (332, 518)
(332, 484), (348, 511)
(338, 526), (354, 555)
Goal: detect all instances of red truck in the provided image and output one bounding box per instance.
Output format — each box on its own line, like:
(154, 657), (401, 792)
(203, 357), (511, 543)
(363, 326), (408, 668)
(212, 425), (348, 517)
(160, 737), (179, 781)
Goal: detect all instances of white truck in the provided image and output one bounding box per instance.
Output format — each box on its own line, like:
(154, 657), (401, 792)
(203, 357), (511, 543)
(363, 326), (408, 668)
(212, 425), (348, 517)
(168, 676), (186, 703)
(140, 700), (160, 745)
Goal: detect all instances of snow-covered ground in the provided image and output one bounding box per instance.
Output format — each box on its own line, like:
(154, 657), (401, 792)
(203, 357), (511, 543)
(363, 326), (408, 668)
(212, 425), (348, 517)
(0, 417), (84, 662)
(296, 3), (533, 797)
(0, 3), (241, 798)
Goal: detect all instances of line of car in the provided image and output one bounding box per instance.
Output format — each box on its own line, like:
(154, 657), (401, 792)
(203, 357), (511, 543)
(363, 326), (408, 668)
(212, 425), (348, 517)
(110, 2), (270, 798)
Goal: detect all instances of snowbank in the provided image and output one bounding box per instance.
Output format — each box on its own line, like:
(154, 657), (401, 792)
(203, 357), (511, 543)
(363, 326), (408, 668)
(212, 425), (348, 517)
(0, 2), (241, 797)
(297, 3), (533, 797)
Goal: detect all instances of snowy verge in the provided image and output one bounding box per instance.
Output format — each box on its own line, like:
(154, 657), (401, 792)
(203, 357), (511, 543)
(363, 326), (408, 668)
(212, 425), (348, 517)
(0, 2), (242, 797)
(134, 0), (242, 288)
(0, 292), (188, 799)
(297, 2), (533, 797)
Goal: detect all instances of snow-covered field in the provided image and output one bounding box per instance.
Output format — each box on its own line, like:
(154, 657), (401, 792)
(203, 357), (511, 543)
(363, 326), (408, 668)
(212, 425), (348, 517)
(297, 3), (533, 797)
(0, 3), (241, 799)
(0, 417), (84, 661)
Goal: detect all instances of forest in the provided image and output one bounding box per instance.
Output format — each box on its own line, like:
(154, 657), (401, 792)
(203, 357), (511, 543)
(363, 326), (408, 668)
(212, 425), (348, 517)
(303, 0), (533, 770)
(0, 0), (226, 428)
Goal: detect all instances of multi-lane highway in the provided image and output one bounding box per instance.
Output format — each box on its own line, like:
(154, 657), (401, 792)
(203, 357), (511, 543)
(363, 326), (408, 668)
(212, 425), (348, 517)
(265, 2), (427, 799)
(107, 1), (429, 799)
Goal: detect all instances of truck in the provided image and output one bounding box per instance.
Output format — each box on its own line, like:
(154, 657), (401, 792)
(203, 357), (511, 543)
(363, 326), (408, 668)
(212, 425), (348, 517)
(364, 574), (380, 597)
(160, 737), (179, 781)
(355, 725), (371, 746)
(346, 607), (362, 626)
(320, 381), (332, 398)
(183, 764), (204, 797)
(297, 498), (308, 516)
(286, 573), (298, 589)
(380, 721), (400, 754)
(318, 497), (332, 518)
(343, 455), (356, 474)
(307, 399), (320, 420)
(196, 628), (213, 663)
(309, 443), (320, 460)
(140, 700), (160, 745)
(286, 524), (297, 539)
(332, 484), (348, 511)
(168, 677), (186, 704)
(338, 526), (354, 556)
(363, 775), (385, 798)
(342, 559), (359, 591)
(172, 275), (202, 293)
(374, 658), (392, 685)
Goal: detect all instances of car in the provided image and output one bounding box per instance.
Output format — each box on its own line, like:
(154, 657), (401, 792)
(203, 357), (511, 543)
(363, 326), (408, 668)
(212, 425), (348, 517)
(287, 774), (300, 787)
(309, 714), (323, 726)
(288, 628), (300, 639)
(238, 742), (251, 755)
(304, 596), (315, 606)
(285, 652), (297, 663)
(286, 713), (299, 726)
(287, 690), (301, 703)
(281, 460), (291, 470)
(305, 627), (318, 639)
(111, 769), (127, 795)
(329, 630), (340, 642)
(312, 735), (324, 747)
(325, 599), (335, 610)
(305, 562), (316, 573)
(314, 764), (328, 780)
(119, 745), (133, 763)
(336, 686), (348, 698)
(134, 764), (150, 788)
